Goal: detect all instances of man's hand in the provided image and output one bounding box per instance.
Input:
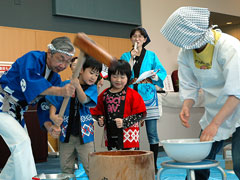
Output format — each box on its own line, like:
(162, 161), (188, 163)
(179, 106), (191, 128)
(61, 83), (75, 97)
(179, 99), (195, 128)
(200, 122), (218, 141)
(200, 95), (240, 141)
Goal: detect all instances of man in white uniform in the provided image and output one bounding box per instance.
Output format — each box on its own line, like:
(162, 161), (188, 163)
(161, 6), (240, 179)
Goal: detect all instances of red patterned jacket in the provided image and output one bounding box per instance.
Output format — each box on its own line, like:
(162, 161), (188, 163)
(91, 87), (146, 148)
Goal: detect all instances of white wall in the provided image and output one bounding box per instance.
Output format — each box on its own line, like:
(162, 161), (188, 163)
(140, 0), (240, 74)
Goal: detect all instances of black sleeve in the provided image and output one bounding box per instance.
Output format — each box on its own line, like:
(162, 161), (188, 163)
(122, 112), (144, 129)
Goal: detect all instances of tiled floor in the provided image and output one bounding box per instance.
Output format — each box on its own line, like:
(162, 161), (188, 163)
(35, 151), (238, 180)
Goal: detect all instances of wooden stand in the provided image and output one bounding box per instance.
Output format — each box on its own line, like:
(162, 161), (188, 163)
(89, 150), (155, 180)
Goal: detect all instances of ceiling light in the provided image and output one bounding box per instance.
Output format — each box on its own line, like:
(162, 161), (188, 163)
(226, 22), (233, 25)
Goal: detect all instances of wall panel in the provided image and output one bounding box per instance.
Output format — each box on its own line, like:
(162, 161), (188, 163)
(0, 26), (132, 81)
(108, 37), (132, 59)
(0, 0), (136, 39)
(89, 35), (109, 53)
(0, 26), (36, 61)
(221, 24), (240, 40)
(53, 0), (141, 25)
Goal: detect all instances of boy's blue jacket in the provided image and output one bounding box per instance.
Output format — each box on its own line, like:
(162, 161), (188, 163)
(46, 80), (98, 143)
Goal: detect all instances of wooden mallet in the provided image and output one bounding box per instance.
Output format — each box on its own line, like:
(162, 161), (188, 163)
(58, 33), (116, 118)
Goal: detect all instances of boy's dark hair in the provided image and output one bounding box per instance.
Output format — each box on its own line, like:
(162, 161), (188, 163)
(83, 54), (102, 73)
(108, 60), (132, 85)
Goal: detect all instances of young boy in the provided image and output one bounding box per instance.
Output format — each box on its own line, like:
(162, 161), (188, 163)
(45, 55), (102, 177)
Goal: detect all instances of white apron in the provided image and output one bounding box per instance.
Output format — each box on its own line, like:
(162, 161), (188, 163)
(178, 33), (240, 141)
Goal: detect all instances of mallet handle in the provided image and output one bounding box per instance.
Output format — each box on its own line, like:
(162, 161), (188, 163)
(58, 51), (85, 118)
(58, 33), (116, 120)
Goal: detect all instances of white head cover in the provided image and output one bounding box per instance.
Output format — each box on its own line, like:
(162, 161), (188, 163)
(160, 6), (215, 49)
(47, 44), (74, 57)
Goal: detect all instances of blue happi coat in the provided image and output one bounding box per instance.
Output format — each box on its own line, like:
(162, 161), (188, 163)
(46, 80), (97, 143)
(0, 51), (61, 126)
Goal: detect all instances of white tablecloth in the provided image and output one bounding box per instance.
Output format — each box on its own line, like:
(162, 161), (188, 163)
(155, 92), (204, 146)
(158, 91), (204, 108)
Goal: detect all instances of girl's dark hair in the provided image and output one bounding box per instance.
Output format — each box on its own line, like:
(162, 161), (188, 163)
(108, 60), (132, 85)
(129, 27), (151, 47)
(130, 27), (148, 38)
(83, 54), (102, 73)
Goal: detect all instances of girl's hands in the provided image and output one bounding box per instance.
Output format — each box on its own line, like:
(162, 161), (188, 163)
(97, 116), (123, 128)
(115, 118), (123, 128)
(98, 116), (105, 127)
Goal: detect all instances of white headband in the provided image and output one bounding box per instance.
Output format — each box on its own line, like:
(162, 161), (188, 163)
(47, 44), (74, 57)
(160, 6), (215, 49)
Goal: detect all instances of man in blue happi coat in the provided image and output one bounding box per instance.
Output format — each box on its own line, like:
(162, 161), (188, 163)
(0, 36), (76, 180)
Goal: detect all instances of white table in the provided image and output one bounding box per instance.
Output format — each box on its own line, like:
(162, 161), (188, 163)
(157, 92), (204, 145)
(140, 92), (204, 150)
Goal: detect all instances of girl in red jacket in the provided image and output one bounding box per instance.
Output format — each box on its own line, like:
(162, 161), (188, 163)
(91, 60), (146, 150)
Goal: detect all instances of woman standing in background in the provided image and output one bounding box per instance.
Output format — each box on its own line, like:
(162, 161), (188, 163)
(120, 27), (167, 173)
